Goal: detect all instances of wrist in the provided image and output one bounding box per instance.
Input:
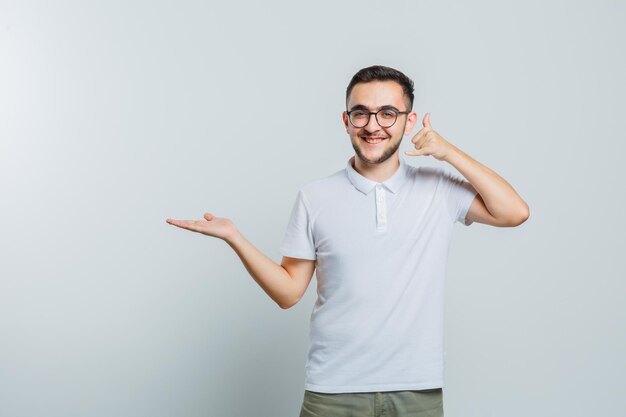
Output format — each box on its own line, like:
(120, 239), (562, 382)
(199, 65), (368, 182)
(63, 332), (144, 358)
(224, 227), (243, 247)
(444, 144), (462, 164)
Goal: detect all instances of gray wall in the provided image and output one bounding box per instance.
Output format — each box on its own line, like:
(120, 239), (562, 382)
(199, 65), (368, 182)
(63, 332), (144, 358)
(1, 0), (624, 416)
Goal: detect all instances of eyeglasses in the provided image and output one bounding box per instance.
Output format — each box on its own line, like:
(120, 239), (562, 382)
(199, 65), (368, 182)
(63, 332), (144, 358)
(346, 108), (410, 128)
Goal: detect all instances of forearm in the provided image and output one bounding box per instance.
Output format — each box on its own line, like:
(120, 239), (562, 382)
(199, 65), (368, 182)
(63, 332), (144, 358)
(445, 145), (529, 222)
(224, 229), (293, 309)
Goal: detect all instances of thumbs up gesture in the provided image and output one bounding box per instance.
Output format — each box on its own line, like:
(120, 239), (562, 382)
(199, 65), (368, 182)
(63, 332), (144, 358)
(404, 113), (455, 162)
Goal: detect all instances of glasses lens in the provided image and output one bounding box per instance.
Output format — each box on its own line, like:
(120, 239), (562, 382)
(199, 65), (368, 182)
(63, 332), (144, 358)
(350, 110), (369, 127)
(376, 109), (398, 127)
(349, 109), (399, 127)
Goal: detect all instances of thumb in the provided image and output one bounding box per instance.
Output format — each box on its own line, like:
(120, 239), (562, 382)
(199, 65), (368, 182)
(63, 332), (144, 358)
(204, 212), (214, 220)
(423, 112), (432, 129)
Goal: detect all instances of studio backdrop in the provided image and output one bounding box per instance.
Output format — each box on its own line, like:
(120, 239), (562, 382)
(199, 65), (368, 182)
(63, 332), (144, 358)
(0, 1), (624, 416)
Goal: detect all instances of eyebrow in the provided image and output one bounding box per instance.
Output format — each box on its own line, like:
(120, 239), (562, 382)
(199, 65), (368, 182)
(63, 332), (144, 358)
(348, 104), (401, 112)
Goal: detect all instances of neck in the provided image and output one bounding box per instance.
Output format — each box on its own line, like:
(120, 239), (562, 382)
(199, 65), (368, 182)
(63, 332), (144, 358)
(352, 152), (401, 183)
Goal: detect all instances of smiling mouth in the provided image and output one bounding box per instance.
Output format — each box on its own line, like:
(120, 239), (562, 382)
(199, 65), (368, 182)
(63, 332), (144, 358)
(361, 136), (387, 144)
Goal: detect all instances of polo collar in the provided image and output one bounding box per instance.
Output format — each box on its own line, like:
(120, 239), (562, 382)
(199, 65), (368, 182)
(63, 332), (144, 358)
(346, 155), (409, 195)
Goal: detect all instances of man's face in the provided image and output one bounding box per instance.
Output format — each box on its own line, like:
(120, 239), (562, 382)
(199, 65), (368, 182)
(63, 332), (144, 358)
(343, 80), (417, 165)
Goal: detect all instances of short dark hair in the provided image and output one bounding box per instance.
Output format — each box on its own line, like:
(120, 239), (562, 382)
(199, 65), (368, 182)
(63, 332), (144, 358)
(346, 65), (415, 111)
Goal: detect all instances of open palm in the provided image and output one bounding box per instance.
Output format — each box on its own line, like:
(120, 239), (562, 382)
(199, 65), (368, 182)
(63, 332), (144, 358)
(166, 213), (236, 241)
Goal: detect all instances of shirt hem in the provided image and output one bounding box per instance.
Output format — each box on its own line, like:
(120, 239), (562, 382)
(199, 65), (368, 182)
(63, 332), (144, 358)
(304, 380), (444, 394)
(460, 190), (479, 226)
(279, 248), (316, 260)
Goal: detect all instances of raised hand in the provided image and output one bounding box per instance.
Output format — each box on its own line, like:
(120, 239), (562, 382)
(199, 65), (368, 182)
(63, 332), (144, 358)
(166, 212), (237, 241)
(404, 113), (455, 161)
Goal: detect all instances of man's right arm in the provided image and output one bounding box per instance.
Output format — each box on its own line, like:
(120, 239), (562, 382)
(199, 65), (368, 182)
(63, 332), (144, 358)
(225, 230), (315, 309)
(166, 212), (315, 309)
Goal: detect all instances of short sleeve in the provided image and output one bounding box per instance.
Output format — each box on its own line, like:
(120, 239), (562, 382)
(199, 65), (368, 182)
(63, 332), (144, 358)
(440, 167), (478, 226)
(279, 189), (316, 260)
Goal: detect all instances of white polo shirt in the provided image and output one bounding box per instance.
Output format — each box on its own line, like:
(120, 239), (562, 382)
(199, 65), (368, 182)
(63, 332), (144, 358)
(280, 154), (478, 393)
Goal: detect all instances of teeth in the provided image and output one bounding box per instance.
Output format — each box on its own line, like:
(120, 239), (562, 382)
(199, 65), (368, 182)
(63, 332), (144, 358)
(364, 138), (385, 144)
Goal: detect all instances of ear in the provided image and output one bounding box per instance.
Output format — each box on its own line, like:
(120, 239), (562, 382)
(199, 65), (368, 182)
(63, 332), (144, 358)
(342, 111), (349, 130)
(404, 111), (418, 136)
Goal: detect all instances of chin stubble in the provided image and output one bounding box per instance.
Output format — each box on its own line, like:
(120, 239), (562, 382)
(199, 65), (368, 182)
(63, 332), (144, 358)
(353, 135), (403, 164)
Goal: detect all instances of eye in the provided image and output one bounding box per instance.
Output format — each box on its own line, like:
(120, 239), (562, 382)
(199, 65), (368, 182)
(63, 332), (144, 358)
(352, 110), (367, 118)
(381, 110), (396, 118)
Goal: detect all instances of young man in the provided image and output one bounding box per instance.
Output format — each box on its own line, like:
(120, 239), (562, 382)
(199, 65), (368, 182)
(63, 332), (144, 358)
(166, 65), (529, 417)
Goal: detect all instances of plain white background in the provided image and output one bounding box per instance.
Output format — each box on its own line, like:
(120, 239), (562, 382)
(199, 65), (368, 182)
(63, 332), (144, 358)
(1, 0), (624, 416)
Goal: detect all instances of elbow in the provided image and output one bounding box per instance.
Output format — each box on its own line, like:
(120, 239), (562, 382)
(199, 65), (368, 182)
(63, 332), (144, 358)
(278, 296), (299, 310)
(511, 204), (530, 226)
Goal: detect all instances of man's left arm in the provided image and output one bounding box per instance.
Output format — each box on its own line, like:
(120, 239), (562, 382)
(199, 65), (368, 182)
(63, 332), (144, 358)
(405, 112), (530, 227)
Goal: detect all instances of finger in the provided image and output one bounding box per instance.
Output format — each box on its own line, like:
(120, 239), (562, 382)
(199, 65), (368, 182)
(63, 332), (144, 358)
(166, 218), (185, 228)
(423, 112), (432, 129)
(411, 128), (427, 144)
(414, 135), (429, 150)
(204, 212), (214, 220)
(166, 219), (201, 232)
(404, 148), (428, 156)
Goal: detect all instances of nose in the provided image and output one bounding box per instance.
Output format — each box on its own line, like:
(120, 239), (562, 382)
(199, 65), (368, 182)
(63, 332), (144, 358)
(363, 112), (383, 133)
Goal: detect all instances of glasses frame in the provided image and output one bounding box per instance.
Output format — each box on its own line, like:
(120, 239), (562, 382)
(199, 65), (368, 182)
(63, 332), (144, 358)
(346, 108), (410, 128)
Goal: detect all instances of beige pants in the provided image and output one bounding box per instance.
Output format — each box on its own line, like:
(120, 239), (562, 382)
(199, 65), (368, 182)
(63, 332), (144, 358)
(299, 388), (444, 417)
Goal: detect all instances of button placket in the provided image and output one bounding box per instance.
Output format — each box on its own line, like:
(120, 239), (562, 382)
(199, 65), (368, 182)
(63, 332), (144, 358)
(375, 185), (387, 231)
